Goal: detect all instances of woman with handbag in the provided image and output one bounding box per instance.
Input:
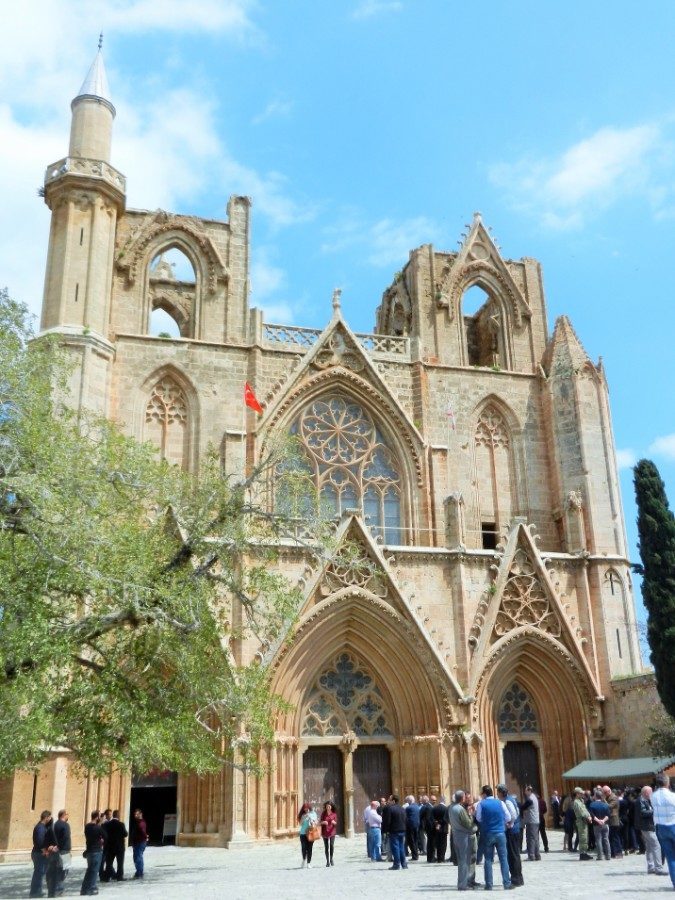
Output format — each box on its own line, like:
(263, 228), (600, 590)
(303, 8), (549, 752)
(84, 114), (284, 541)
(320, 801), (338, 866)
(299, 802), (319, 868)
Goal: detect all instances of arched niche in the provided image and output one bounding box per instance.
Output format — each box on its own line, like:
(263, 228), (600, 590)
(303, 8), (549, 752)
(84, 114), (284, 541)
(147, 247), (196, 338)
(136, 364), (200, 472)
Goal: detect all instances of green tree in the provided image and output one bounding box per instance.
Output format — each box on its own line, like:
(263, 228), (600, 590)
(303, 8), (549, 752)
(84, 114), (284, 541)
(634, 458), (675, 719)
(0, 288), (316, 777)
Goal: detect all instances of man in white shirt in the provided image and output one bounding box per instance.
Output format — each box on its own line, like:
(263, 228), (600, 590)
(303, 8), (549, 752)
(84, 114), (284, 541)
(652, 773), (675, 887)
(364, 801), (383, 862)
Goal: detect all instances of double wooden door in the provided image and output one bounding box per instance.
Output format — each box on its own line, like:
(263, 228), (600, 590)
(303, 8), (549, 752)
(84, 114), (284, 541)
(352, 745), (391, 833)
(503, 740), (541, 799)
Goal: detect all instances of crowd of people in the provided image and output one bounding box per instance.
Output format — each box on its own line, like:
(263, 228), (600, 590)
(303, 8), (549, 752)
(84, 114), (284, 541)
(29, 807), (148, 897)
(296, 772), (675, 891)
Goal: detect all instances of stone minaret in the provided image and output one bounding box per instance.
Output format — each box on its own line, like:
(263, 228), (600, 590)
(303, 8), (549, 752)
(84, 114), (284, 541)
(40, 43), (125, 413)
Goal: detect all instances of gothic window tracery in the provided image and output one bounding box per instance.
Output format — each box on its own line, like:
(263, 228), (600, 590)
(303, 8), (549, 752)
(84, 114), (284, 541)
(289, 396), (402, 543)
(493, 549), (561, 639)
(145, 376), (189, 468)
(301, 652), (392, 738)
(148, 248), (196, 338)
(498, 682), (539, 734)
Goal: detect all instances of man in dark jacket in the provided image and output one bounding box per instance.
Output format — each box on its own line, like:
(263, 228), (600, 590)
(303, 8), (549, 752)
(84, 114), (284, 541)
(48, 809), (71, 898)
(103, 809), (129, 881)
(30, 810), (55, 898)
(385, 795), (408, 870)
(80, 810), (105, 897)
(404, 796), (421, 861)
(421, 794), (437, 862)
(431, 797), (449, 862)
(538, 795), (549, 852)
(131, 808), (149, 879)
(637, 785), (667, 876)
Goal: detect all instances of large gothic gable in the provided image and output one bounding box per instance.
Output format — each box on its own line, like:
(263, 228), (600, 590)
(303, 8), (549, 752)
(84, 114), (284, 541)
(435, 212), (531, 327)
(468, 519), (600, 698)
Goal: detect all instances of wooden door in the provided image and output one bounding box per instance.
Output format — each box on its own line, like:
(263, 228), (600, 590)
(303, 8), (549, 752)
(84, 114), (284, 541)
(503, 740), (541, 799)
(302, 746), (344, 832)
(353, 745), (392, 833)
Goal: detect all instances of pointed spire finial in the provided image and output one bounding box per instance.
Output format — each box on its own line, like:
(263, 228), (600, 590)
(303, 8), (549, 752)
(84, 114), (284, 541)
(473, 211), (482, 223)
(98, 32), (103, 51)
(332, 287), (342, 313)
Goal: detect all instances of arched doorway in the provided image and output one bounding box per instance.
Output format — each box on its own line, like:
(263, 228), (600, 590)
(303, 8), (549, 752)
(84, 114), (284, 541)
(498, 682), (542, 799)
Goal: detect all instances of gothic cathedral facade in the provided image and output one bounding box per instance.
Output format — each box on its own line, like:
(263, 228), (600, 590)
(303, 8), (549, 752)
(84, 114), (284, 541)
(0, 50), (649, 856)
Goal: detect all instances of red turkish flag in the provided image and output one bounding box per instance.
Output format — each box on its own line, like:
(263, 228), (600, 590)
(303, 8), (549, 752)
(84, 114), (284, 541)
(244, 382), (263, 414)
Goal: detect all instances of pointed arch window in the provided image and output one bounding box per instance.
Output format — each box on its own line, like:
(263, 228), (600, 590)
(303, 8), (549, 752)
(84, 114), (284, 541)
(145, 376), (189, 468)
(474, 404), (515, 546)
(498, 682), (539, 734)
(462, 285), (505, 367)
(147, 248), (196, 338)
(301, 652), (392, 738)
(288, 396), (403, 544)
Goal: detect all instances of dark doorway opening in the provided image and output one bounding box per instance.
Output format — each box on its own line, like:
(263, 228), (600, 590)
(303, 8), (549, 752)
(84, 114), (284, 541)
(503, 741), (541, 799)
(302, 747), (344, 834)
(130, 771), (177, 845)
(353, 745), (392, 834)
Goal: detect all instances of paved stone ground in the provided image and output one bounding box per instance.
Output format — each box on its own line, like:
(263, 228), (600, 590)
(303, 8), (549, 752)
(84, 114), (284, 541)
(0, 830), (672, 899)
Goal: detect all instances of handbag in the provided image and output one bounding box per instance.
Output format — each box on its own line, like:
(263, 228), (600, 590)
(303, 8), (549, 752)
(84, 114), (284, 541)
(307, 823), (322, 842)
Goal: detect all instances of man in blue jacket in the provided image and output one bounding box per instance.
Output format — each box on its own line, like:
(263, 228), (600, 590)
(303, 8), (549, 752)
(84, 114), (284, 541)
(405, 796), (421, 861)
(476, 786), (514, 891)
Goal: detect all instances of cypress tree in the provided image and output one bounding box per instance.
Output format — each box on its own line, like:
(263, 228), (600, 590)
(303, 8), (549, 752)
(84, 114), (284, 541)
(634, 459), (675, 718)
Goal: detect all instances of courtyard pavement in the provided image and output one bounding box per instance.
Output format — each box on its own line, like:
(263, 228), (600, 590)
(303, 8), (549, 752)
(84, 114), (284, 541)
(0, 830), (672, 899)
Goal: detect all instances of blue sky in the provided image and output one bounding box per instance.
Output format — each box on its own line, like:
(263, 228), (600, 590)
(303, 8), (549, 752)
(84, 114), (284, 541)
(1, 0), (674, 657)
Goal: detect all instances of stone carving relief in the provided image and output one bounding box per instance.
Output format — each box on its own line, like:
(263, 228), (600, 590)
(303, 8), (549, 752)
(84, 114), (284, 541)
(312, 330), (365, 372)
(475, 405), (510, 450)
(493, 549), (562, 640)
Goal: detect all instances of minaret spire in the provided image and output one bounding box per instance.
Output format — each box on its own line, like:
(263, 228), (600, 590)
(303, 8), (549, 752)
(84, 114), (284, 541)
(74, 40), (115, 115)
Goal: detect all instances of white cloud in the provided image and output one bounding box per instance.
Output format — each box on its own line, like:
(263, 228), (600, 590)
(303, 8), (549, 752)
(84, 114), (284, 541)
(352, 0), (402, 19)
(616, 448), (637, 470)
(322, 212), (438, 268)
(649, 434), (675, 461)
(252, 98), (293, 125)
(490, 124), (665, 230)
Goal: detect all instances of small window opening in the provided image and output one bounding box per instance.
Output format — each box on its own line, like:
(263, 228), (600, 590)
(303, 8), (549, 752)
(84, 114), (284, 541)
(149, 308), (181, 338)
(462, 285), (502, 367)
(74, 283), (79, 303)
(31, 773), (38, 810)
(616, 628), (622, 659)
(79, 227), (84, 246)
(481, 521), (498, 550)
(608, 571), (619, 596)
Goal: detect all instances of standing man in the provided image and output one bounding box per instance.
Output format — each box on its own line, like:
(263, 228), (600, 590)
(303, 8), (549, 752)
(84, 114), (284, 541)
(431, 795), (449, 862)
(131, 808), (149, 880)
(588, 788), (611, 861)
(98, 809), (112, 881)
(448, 790), (477, 892)
(603, 785), (623, 859)
(364, 801), (383, 862)
(404, 795), (420, 861)
(520, 785), (541, 861)
(652, 773), (675, 887)
(422, 794), (437, 862)
(637, 785), (667, 876)
(537, 794), (549, 852)
(51, 809), (71, 898)
(29, 810), (54, 899)
(104, 809), (129, 881)
(476, 785), (513, 891)
(497, 784), (524, 887)
(572, 787), (593, 861)
(80, 810), (104, 897)
(385, 795), (408, 870)
(550, 791), (561, 829)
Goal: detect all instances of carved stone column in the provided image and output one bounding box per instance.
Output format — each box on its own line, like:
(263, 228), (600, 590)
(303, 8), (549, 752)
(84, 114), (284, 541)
(340, 733), (357, 839)
(444, 492), (466, 549)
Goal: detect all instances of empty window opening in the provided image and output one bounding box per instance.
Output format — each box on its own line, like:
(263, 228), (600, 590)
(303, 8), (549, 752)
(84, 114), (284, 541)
(31, 773), (38, 810)
(80, 227), (84, 246)
(149, 307), (181, 338)
(148, 248), (196, 338)
(462, 285), (503, 367)
(616, 628), (622, 659)
(74, 283), (79, 303)
(481, 521), (498, 550)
